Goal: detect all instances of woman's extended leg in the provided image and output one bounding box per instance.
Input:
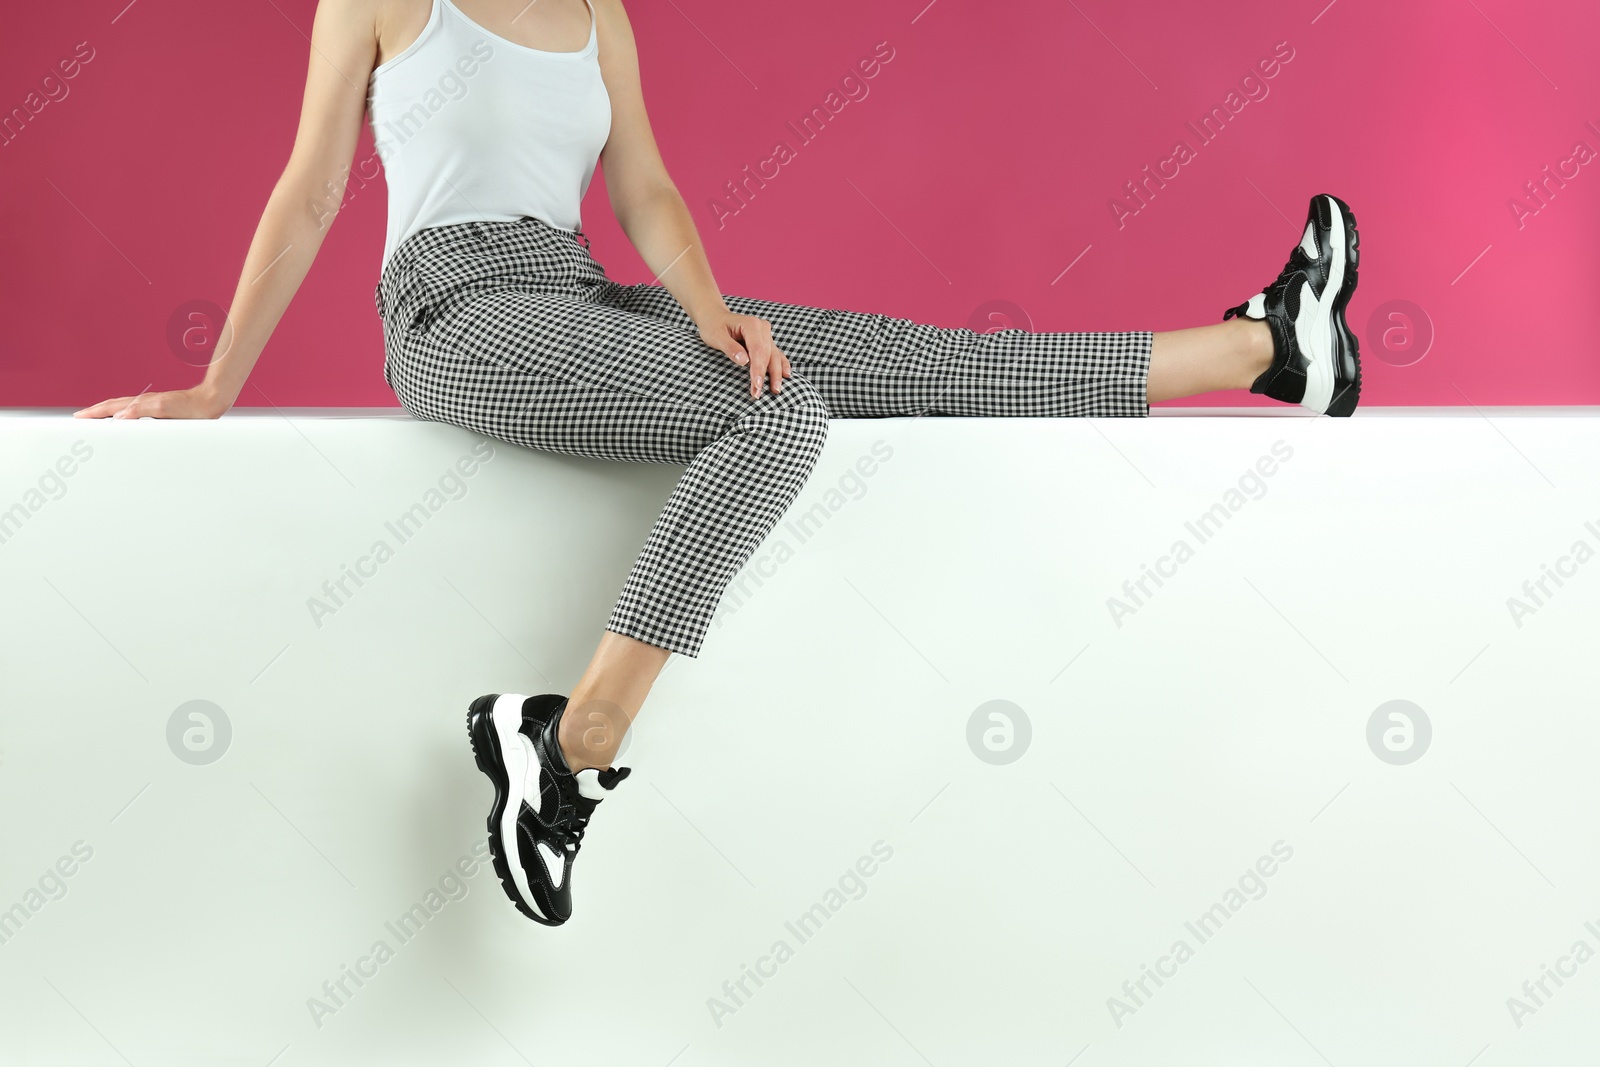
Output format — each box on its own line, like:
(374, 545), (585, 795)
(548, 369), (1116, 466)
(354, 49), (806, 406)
(610, 283), (1155, 418)
(608, 284), (1274, 412)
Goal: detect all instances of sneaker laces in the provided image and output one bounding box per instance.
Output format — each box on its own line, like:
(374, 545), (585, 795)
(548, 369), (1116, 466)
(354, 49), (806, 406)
(563, 766), (630, 848)
(1225, 242), (1311, 321)
(535, 705), (631, 849)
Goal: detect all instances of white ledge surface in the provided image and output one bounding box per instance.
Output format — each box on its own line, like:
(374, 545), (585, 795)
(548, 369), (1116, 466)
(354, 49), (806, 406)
(2, 412), (1598, 1065)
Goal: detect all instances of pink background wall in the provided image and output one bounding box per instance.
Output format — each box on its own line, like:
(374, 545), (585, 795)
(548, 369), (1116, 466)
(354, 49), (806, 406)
(2, 0), (1596, 410)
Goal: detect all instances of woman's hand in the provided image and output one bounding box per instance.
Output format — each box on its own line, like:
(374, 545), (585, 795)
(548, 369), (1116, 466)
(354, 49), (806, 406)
(74, 384), (232, 420)
(697, 311), (792, 398)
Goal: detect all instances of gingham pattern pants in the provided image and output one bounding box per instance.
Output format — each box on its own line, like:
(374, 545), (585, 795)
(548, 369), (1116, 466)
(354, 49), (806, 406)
(376, 216), (1152, 657)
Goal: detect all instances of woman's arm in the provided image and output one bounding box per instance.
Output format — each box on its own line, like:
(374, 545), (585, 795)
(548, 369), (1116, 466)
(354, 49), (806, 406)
(76, 0), (382, 418)
(593, 0), (790, 398)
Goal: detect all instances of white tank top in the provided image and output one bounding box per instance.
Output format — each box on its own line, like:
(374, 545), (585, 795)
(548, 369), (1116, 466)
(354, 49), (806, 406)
(366, 0), (612, 273)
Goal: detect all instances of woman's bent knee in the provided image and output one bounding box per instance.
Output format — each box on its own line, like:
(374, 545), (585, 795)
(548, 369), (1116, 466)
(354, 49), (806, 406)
(767, 375), (830, 456)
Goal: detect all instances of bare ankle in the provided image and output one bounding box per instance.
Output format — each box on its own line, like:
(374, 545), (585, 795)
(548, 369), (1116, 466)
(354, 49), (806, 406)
(1240, 317), (1274, 386)
(558, 696), (628, 772)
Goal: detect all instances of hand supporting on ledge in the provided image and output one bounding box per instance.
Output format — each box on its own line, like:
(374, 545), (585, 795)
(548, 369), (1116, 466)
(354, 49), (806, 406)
(73, 383), (232, 419)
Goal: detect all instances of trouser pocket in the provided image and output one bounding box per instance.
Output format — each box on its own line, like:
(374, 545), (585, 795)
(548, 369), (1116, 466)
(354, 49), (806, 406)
(382, 261), (457, 338)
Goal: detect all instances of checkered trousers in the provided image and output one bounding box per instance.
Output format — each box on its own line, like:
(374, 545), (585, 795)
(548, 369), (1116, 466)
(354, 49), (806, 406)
(376, 215), (1151, 657)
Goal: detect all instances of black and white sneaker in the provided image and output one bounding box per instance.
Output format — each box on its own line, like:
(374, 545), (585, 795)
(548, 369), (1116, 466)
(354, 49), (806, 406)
(466, 693), (629, 926)
(1224, 192), (1362, 417)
